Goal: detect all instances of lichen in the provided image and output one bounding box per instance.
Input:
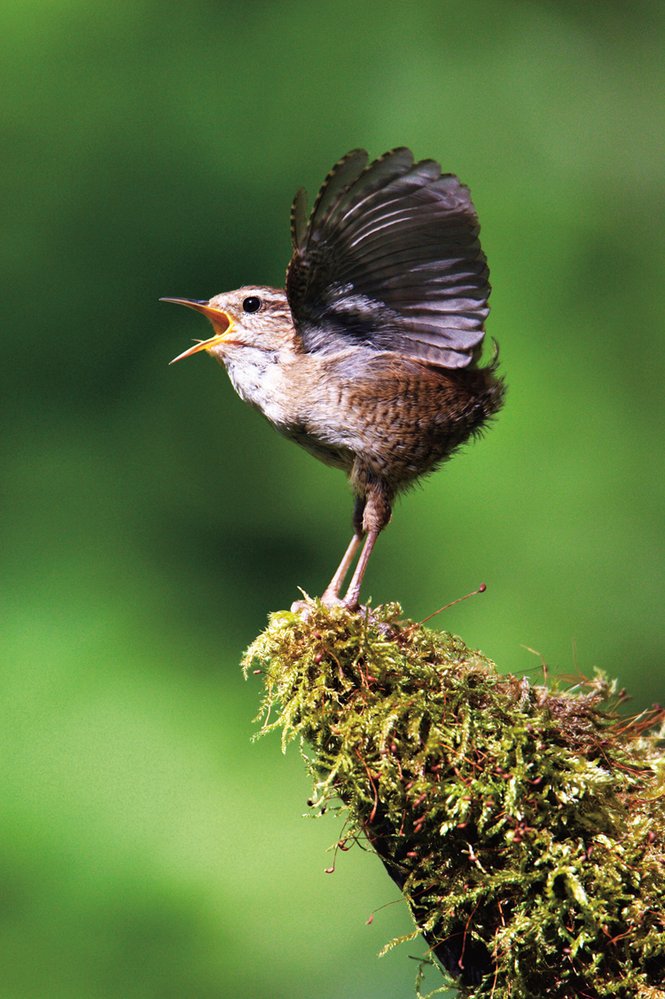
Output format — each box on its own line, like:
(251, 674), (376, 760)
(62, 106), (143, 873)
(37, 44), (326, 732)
(243, 600), (665, 998)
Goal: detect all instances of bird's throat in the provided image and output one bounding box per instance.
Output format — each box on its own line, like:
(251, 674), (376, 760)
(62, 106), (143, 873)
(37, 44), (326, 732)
(222, 346), (285, 417)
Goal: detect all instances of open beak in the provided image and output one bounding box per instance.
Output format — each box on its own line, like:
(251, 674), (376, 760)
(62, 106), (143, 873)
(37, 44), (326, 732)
(160, 298), (235, 364)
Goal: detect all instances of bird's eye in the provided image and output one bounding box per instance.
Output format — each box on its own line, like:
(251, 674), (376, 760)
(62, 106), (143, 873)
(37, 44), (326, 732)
(242, 296), (262, 314)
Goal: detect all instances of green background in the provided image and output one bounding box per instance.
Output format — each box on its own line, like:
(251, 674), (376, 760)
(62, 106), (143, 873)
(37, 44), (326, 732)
(2, 2), (663, 997)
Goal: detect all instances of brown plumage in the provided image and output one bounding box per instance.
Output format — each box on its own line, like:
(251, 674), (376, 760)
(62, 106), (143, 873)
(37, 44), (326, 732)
(163, 148), (504, 608)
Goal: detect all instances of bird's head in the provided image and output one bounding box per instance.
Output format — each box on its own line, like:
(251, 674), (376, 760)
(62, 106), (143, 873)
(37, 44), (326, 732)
(162, 286), (295, 365)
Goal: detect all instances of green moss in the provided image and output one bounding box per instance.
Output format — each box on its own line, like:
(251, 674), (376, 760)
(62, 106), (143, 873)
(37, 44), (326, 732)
(243, 600), (665, 998)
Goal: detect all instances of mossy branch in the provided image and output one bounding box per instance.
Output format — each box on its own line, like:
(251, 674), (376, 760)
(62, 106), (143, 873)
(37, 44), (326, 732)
(243, 600), (665, 998)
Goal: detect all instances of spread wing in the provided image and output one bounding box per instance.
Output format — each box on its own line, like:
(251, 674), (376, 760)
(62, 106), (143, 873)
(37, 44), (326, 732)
(286, 148), (490, 369)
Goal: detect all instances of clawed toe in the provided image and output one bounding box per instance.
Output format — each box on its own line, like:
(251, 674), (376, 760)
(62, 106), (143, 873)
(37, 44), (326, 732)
(290, 592), (361, 617)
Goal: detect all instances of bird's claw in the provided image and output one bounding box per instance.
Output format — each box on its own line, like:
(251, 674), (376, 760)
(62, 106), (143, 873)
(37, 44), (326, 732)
(290, 591), (360, 618)
(320, 591), (349, 609)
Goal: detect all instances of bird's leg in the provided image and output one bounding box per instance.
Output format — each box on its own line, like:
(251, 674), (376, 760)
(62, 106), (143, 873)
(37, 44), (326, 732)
(341, 475), (392, 610)
(321, 497), (366, 605)
(341, 529), (380, 610)
(320, 533), (363, 604)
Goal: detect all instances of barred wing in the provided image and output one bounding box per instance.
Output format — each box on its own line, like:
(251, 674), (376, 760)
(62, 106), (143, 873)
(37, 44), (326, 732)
(286, 148), (490, 369)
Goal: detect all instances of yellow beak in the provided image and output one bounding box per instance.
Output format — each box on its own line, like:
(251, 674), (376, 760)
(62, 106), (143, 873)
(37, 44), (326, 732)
(160, 298), (235, 364)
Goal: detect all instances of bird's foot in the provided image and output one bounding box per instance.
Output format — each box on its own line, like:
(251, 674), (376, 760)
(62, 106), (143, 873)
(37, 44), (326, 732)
(290, 589), (359, 617)
(322, 588), (366, 613)
(320, 589), (350, 609)
(290, 598), (312, 617)
(290, 594), (395, 639)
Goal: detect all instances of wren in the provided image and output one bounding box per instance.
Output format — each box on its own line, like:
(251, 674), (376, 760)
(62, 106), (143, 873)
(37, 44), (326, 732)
(163, 148), (504, 608)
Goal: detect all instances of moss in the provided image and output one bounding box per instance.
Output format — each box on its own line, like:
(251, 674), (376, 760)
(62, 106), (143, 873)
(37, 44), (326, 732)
(243, 600), (665, 998)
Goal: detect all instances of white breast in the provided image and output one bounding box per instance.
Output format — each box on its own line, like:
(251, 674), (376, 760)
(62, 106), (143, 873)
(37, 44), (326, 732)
(223, 348), (290, 427)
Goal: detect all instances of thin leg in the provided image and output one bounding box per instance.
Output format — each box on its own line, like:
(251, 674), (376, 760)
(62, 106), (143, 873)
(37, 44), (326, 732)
(342, 529), (380, 610)
(320, 496), (367, 604)
(321, 533), (363, 604)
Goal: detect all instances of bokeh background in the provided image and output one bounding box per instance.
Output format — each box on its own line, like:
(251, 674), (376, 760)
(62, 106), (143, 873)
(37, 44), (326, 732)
(2, 2), (663, 996)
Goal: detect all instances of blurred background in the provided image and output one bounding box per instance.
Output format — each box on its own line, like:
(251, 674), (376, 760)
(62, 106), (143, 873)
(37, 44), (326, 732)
(2, 1), (663, 996)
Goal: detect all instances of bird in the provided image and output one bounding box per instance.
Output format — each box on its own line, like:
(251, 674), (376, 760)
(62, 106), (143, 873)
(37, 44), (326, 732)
(162, 148), (504, 610)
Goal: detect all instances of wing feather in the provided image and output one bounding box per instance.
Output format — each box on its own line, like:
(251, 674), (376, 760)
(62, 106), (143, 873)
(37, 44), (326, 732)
(286, 148), (490, 368)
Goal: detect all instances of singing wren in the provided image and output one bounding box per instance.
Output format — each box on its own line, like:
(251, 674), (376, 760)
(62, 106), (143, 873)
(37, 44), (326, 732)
(163, 148), (504, 608)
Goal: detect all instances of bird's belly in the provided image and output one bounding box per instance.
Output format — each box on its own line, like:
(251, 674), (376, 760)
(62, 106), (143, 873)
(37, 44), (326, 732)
(293, 365), (495, 487)
(243, 350), (501, 488)
(279, 408), (451, 484)
(277, 422), (355, 472)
